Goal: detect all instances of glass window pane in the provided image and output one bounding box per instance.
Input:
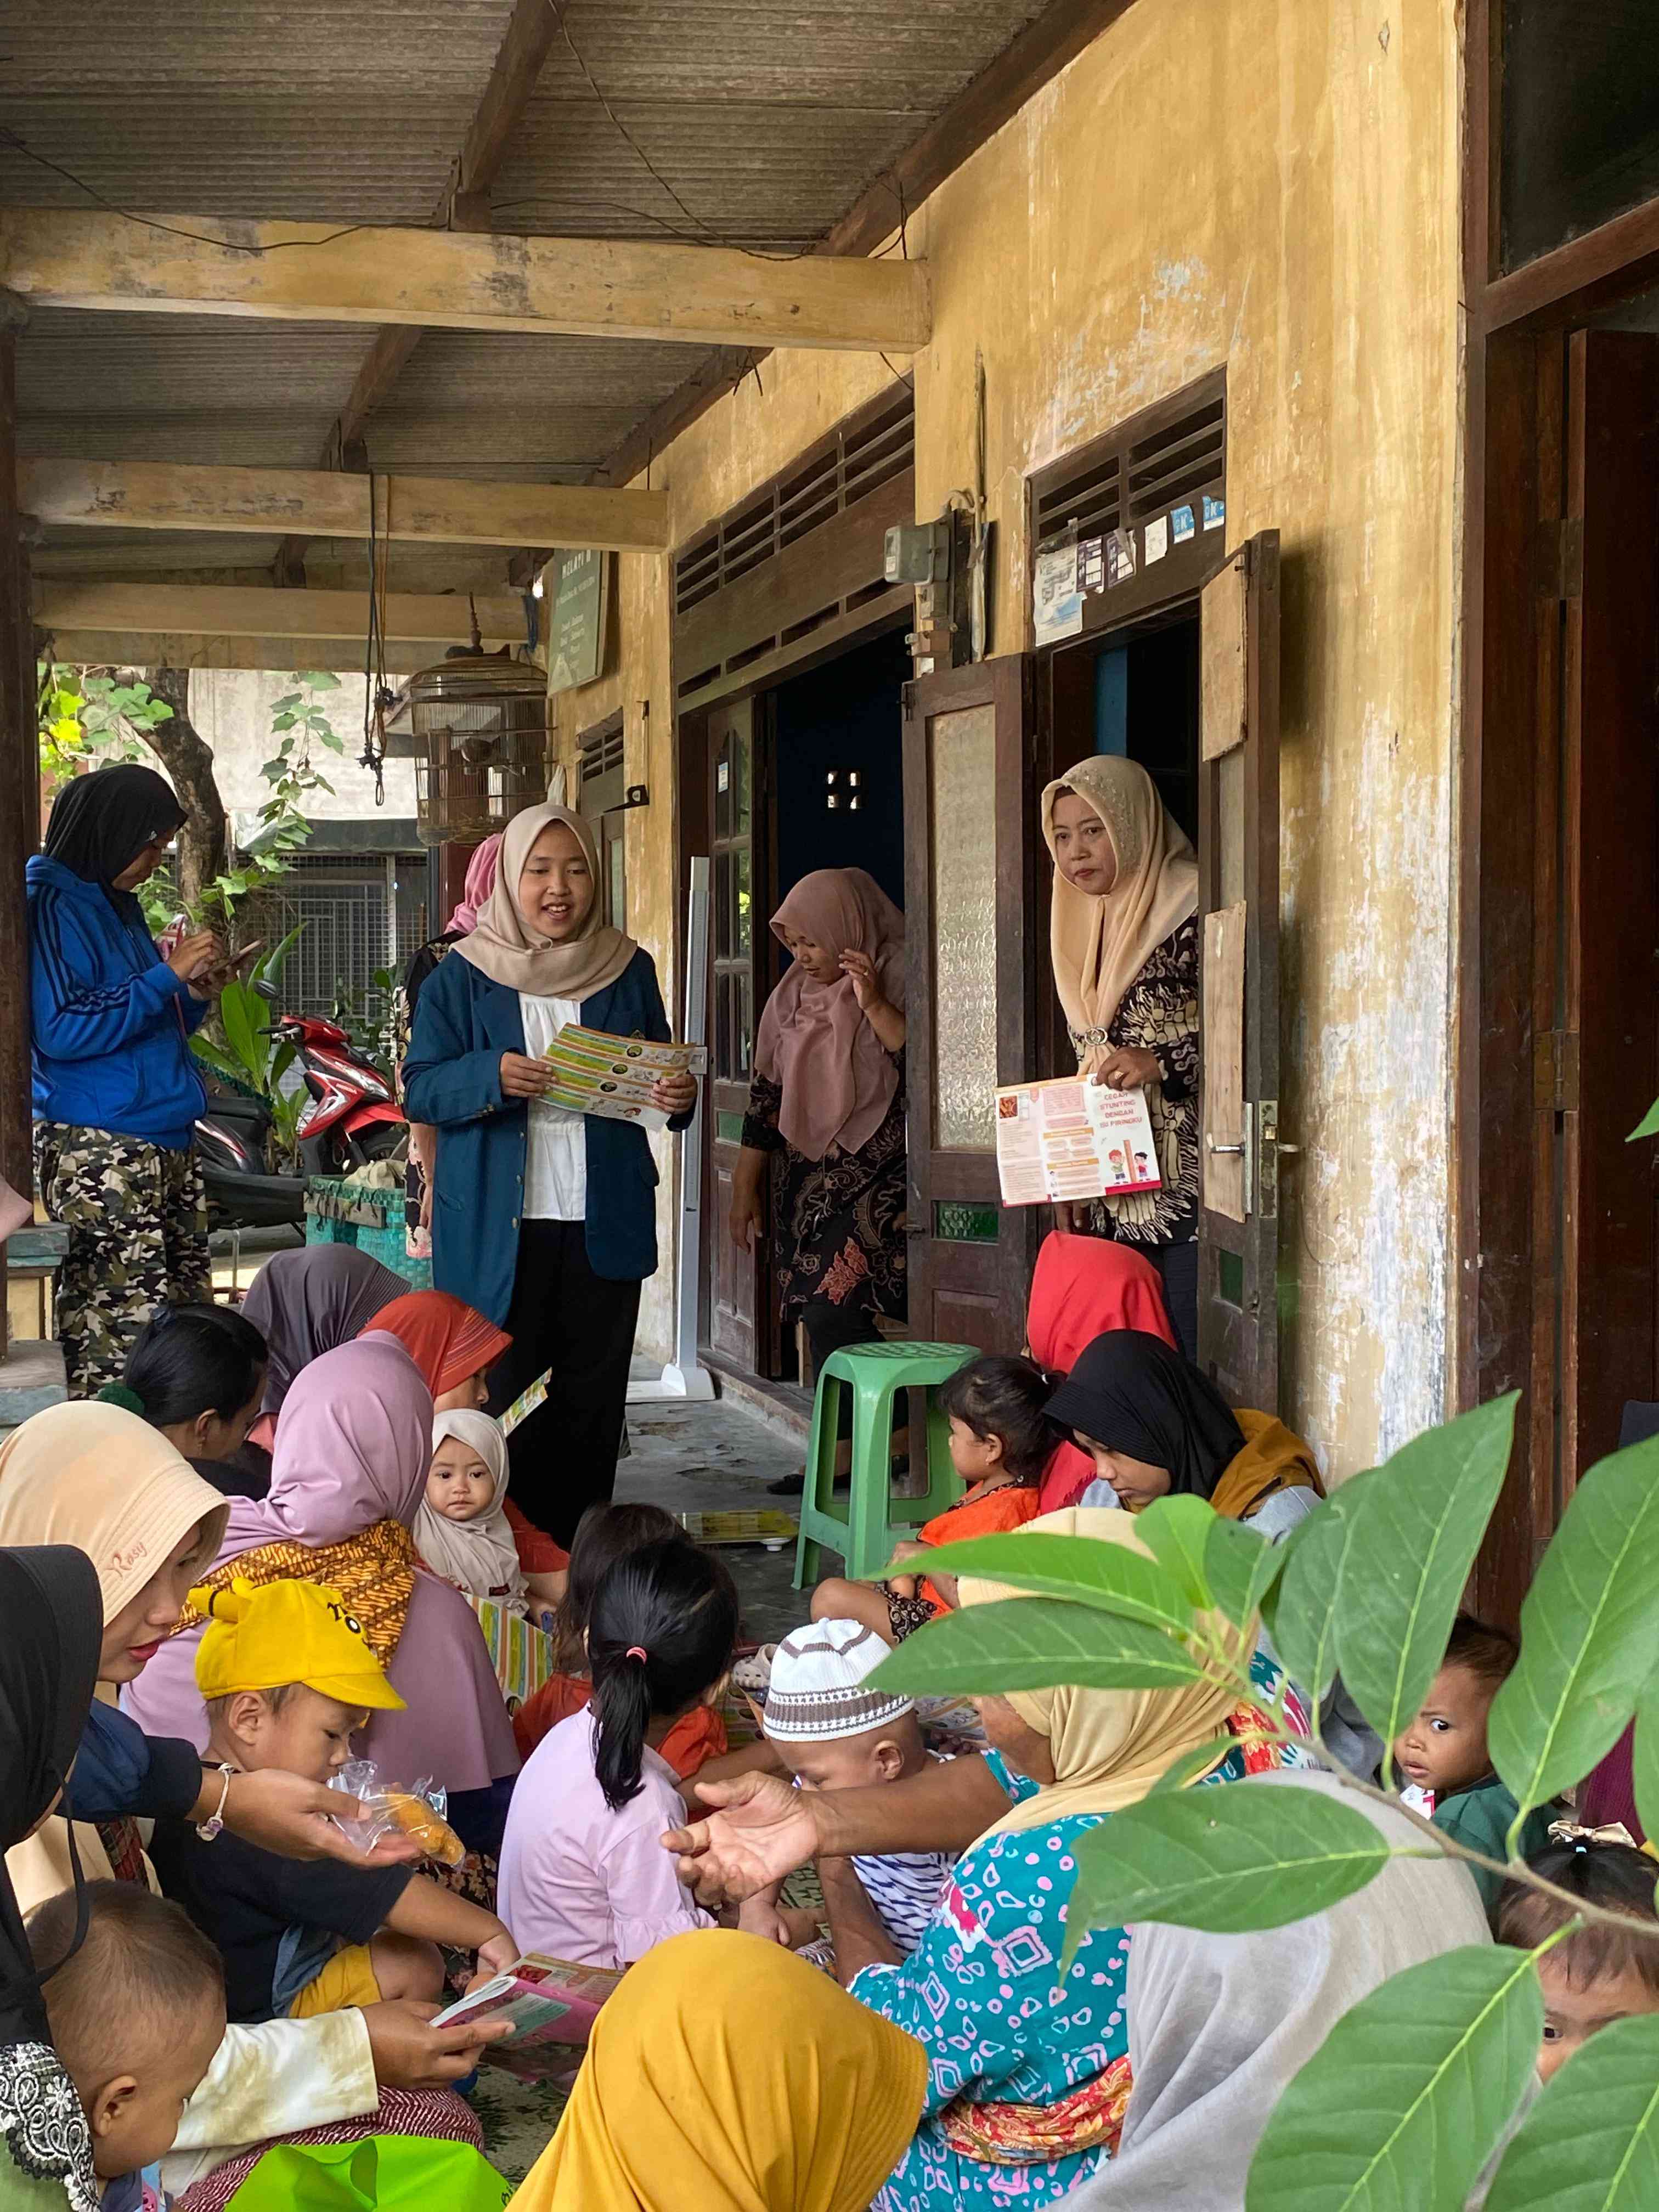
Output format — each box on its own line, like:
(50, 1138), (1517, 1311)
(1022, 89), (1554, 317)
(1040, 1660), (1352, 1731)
(1500, 0), (1659, 271)
(607, 832), (625, 932)
(734, 846), (752, 960)
(714, 852), (732, 960)
(715, 733), (733, 840)
(737, 972), (753, 1077)
(714, 972), (733, 1081)
(733, 731), (751, 837)
(929, 701), (998, 1150)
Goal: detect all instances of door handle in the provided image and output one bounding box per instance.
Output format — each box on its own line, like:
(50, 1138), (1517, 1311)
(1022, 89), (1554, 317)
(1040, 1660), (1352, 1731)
(1206, 1137), (1245, 1155)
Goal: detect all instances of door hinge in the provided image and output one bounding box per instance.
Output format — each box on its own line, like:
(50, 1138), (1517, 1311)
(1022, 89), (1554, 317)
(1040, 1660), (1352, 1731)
(1534, 1029), (1581, 1113)
(1258, 1098), (1281, 1222)
(1534, 516), (1584, 600)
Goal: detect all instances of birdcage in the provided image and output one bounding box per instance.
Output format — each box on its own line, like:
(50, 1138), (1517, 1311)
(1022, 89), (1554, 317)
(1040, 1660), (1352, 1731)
(384, 652), (550, 848)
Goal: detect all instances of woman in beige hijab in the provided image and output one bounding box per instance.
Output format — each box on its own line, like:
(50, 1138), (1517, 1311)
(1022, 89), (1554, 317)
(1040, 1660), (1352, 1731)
(1041, 757), (1200, 1355)
(404, 804), (697, 1545)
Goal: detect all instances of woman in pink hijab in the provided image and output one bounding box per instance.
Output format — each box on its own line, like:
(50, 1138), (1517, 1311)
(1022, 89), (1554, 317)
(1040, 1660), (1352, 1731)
(727, 870), (907, 1490)
(393, 834), (503, 1259)
(123, 1332), (520, 1852)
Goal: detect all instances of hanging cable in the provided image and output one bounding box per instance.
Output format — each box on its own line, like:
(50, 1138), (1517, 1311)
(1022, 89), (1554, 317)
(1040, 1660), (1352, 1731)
(358, 471), (388, 806)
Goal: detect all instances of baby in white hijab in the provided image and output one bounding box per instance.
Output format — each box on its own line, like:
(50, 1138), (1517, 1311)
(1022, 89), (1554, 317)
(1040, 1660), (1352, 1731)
(414, 1408), (529, 1619)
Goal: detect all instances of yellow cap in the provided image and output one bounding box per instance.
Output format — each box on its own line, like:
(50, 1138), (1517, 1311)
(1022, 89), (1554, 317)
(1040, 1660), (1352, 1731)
(191, 1577), (407, 1711)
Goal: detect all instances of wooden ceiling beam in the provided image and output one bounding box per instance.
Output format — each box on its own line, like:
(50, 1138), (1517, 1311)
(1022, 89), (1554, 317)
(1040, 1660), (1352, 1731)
(35, 582), (525, 643)
(20, 457), (667, 551)
(0, 208), (931, 354)
(41, 630), (471, 675)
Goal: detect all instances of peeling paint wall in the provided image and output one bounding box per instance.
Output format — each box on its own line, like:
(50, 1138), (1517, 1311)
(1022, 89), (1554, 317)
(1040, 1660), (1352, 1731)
(551, 0), (1461, 1475)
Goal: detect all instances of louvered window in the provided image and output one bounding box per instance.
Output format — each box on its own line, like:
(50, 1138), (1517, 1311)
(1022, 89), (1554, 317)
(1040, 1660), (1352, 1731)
(673, 386), (915, 702)
(1028, 370), (1227, 639)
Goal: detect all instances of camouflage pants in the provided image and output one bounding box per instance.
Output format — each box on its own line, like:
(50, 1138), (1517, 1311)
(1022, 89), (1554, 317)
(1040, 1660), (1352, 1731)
(33, 1123), (212, 1397)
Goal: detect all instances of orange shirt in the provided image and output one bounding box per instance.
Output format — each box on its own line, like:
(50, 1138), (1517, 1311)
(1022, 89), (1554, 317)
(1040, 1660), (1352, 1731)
(916, 1483), (1042, 1613)
(511, 1670), (727, 1780)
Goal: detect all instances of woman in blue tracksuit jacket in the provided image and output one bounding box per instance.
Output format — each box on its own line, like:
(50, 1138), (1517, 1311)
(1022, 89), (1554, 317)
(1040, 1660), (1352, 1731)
(28, 765), (227, 1395)
(404, 803), (696, 1542)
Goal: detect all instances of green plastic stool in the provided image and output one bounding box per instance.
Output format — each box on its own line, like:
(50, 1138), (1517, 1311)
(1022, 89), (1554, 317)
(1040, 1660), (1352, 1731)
(792, 1341), (979, 1590)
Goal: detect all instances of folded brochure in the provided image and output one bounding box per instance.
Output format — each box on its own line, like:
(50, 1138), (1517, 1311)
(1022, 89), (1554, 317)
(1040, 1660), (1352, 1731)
(431, 1953), (622, 2074)
(536, 1023), (708, 1131)
(995, 1076), (1163, 1207)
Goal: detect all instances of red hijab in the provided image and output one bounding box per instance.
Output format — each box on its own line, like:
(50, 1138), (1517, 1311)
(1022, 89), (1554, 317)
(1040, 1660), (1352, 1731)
(1027, 1234), (1178, 1511)
(366, 1290), (511, 1398)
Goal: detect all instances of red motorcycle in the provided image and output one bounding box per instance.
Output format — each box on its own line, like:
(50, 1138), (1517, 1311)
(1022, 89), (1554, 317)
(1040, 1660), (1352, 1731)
(279, 1012), (407, 1178)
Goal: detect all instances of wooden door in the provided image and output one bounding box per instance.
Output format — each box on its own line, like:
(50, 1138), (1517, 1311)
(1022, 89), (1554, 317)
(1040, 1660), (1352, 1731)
(1557, 332), (1659, 1483)
(707, 698), (771, 1370)
(1197, 532), (1283, 1407)
(902, 656), (1045, 1348)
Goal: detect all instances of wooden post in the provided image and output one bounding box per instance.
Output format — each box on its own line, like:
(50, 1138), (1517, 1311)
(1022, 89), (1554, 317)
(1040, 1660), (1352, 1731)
(0, 290), (33, 1359)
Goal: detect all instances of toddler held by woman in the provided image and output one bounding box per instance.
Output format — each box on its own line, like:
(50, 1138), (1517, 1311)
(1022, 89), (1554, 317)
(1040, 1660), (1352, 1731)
(414, 1409), (533, 1620)
(498, 1536), (738, 1969)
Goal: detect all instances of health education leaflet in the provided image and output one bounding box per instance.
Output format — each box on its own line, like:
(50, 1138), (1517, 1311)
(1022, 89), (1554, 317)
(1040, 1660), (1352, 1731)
(536, 1022), (708, 1131)
(430, 1953), (622, 2080)
(994, 1077), (1163, 1208)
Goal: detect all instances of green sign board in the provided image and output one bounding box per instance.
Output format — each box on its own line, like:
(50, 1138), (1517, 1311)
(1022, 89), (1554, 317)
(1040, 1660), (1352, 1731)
(545, 548), (610, 694)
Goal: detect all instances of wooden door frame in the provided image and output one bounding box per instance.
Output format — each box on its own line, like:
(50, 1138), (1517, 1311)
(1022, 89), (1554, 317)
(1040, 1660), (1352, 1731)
(1457, 0), (1659, 1616)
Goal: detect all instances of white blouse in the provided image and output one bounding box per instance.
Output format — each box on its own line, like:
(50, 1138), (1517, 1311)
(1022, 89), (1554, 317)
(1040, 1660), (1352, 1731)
(518, 991), (586, 1221)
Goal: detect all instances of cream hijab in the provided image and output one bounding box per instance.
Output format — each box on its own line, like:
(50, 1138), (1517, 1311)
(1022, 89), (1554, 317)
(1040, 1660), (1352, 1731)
(453, 802), (637, 1001)
(958, 1508), (1250, 1842)
(413, 1409), (527, 1618)
(0, 1401), (229, 1621)
(1040, 756), (1198, 1065)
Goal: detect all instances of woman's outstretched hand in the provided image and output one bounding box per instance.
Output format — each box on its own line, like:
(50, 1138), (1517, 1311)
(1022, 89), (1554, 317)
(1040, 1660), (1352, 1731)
(661, 1772), (820, 1908)
(215, 1768), (421, 1868)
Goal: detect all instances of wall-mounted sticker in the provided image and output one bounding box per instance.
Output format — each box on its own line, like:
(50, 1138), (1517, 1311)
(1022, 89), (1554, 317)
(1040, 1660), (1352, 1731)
(1202, 493), (1226, 533)
(1171, 504), (1196, 545)
(1034, 528), (1083, 642)
(1079, 535), (1106, 594)
(1105, 528), (1138, 586)
(1144, 515), (1170, 566)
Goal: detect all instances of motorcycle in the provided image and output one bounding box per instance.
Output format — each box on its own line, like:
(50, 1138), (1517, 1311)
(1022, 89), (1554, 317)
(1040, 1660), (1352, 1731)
(194, 992), (405, 1231)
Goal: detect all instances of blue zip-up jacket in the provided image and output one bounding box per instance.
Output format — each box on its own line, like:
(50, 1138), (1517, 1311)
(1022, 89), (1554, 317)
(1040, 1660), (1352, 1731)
(27, 852), (209, 1150)
(404, 945), (692, 1324)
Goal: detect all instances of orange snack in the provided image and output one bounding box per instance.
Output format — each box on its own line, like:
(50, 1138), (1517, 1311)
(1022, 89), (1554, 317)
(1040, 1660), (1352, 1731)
(384, 1788), (465, 1866)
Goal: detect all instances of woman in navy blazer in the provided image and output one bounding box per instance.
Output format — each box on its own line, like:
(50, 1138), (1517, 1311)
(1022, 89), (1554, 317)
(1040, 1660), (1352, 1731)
(404, 803), (696, 1542)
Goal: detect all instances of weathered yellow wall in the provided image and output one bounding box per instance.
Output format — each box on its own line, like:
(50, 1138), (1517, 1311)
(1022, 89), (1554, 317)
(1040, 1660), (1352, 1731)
(553, 0), (1460, 1472)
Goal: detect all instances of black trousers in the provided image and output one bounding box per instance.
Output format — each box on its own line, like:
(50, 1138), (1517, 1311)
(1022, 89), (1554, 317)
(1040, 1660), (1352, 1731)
(486, 1218), (642, 1549)
(1153, 1237), (1199, 1363)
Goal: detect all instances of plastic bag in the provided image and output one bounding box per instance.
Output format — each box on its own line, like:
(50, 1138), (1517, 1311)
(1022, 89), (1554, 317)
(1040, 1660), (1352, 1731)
(329, 1758), (466, 1866)
(226, 2135), (510, 2212)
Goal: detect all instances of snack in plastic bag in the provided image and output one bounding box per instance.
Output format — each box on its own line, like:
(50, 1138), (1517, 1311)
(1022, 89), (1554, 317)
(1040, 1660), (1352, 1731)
(329, 1758), (466, 1866)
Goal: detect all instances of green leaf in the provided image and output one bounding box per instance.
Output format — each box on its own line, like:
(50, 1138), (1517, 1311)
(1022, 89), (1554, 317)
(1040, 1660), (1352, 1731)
(867, 1597), (1207, 1700)
(272, 712), (297, 731)
(1204, 1513), (1285, 1629)
(895, 1532), (1195, 1638)
(255, 925), (305, 992)
(1633, 1686), (1659, 1850)
(1489, 1431), (1659, 1824)
(269, 692), (302, 712)
(1245, 1943), (1542, 2212)
(1265, 1471), (1384, 1712)
(1629, 1096), (1659, 1143)
(1146, 1734), (1237, 1796)
(1133, 1494), (1218, 1609)
(1065, 1785), (1390, 1965)
(1484, 2010), (1659, 2211)
(1335, 1393), (1519, 1768)
(259, 756), (286, 781)
(217, 981), (264, 1082)
(300, 669), (342, 689)
(189, 1037), (247, 1084)
(318, 727), (346, 752)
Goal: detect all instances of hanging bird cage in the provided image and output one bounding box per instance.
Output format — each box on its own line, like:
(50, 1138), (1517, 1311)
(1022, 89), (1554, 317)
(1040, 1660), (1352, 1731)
(384, 651), (550, 848)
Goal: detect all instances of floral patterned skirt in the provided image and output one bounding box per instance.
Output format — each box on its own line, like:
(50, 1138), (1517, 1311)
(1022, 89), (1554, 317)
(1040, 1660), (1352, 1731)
(768, 1094), (908, 1333)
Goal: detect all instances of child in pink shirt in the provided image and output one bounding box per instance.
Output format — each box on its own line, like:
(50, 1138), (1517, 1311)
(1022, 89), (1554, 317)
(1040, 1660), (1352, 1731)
(498, 1536), (739, 1969)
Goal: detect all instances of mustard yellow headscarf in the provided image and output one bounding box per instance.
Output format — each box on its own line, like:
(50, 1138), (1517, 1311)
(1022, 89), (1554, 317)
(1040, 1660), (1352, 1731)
(508, 1930), (927, 2212)
(958, 1507), (1252, 1843)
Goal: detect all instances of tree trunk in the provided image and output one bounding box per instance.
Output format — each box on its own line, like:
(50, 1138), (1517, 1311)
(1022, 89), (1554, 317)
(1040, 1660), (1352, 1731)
(144, 665), (227, 910)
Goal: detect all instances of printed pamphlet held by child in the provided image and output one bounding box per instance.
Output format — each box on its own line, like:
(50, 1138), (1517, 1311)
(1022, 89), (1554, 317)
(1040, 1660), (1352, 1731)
(431, 1952), (623, 2078)
(994, 1076), (1163, 1207)
(535, 1023), (708, 1130)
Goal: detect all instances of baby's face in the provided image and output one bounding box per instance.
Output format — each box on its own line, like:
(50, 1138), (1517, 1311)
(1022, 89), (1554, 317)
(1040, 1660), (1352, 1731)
(89, 2000), (225, 2176)
(245, 1684), (366, 1785)
(1536, 1953), (1659, 2081)
(428, 1437), (495, 1523)
(777, 1719), (923, 1791)
(1393, 1662), (1493, 1800)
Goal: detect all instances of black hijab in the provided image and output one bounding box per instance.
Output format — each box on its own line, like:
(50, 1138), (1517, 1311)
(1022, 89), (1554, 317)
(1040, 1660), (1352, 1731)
(43, 764), (184, 899)
(0, 1547), (101, 2039)
(1045, 1329), (1245, 1498)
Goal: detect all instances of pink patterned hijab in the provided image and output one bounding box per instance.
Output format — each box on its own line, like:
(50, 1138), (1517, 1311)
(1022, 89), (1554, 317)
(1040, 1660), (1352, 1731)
(445, 833), (503, 937)
(754, 868), (905, 1163)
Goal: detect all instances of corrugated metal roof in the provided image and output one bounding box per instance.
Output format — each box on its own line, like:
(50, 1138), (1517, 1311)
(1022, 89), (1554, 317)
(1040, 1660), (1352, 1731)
(10, 0), (1047, 579)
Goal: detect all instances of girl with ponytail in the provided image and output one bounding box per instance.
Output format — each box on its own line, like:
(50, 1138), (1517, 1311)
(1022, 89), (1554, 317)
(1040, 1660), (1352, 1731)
(498, 1537), (738, 1969)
